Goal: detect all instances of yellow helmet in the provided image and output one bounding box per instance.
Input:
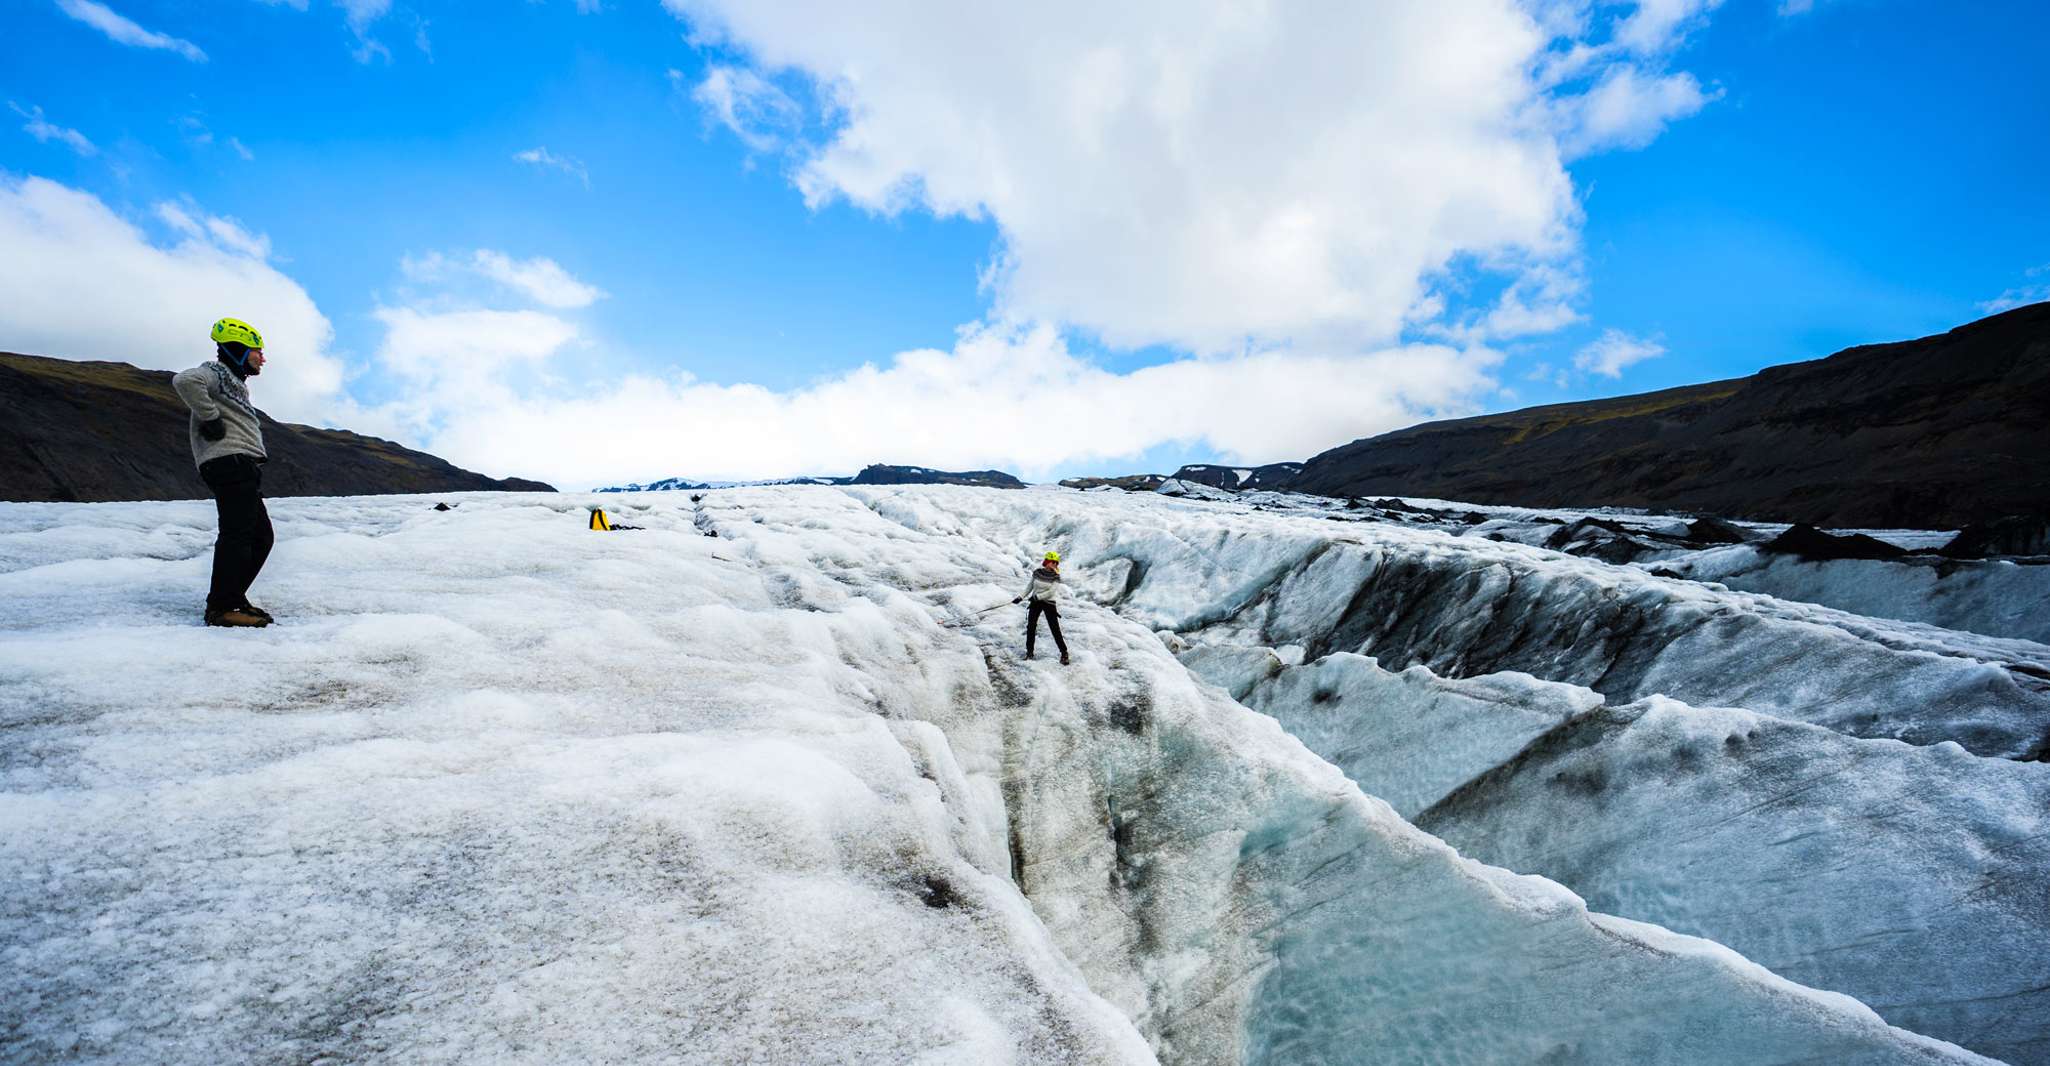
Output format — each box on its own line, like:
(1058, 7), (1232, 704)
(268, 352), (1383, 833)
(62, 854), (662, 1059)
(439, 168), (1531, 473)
(1044, 550), (1061, 562)
(210, 317), (264, 349)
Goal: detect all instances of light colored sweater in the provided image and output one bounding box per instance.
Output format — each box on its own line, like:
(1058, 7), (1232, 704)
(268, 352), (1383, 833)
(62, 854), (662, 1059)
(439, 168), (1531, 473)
(171, 361), (267, 469)
(1020, 566), (1063, 603)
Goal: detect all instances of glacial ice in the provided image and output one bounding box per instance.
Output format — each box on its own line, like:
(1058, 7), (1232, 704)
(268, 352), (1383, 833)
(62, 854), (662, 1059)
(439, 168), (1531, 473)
(1, 485), (2034, 1064)
(1186, 649), (2050, 1064)
(1658, 546), (2050, 646)
(912, 488), (2050, 757)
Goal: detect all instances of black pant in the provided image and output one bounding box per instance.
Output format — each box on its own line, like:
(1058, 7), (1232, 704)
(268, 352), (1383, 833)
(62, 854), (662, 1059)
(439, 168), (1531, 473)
(199, 455), (274, 613)
(1026, 600), (1068, 658)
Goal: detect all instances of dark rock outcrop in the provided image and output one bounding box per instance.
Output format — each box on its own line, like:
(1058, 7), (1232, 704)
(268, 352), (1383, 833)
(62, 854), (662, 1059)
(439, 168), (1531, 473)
(1685, 517), (1756, 545)
(1061, 474), (1169, 492)
(1544, 518), (1656, 564)
(1290, 303), (2050, 528)
(0, 352), (554, 502)
(1169, 463), (1303, 492)
(1764, 524), (1909, 561)
(846, 465), (1024, 489)
(1943, 515), (2050, 559)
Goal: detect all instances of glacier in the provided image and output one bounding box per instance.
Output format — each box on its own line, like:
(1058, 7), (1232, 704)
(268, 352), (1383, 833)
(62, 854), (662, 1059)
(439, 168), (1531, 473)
(2, 485), (2043, 1064)
(1656, 546), (2050, 646)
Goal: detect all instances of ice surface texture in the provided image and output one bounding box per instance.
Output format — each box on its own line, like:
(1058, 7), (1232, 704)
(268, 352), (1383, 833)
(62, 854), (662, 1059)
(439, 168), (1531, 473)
(924, 490), (2050, 758)
(1661, 546), (2050, 646)
(0, 487), (2015, 1064)
(1188, 651), (2050, 1064)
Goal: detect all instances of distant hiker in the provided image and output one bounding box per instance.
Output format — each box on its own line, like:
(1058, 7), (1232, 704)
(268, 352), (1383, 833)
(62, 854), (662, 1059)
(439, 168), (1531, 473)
(1012, 551), (1070, 665)
(172, 317), (275, 628)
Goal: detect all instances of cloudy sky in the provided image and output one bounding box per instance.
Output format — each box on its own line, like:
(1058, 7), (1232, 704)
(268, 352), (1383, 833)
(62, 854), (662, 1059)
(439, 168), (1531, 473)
(4, 0), (2045, 488)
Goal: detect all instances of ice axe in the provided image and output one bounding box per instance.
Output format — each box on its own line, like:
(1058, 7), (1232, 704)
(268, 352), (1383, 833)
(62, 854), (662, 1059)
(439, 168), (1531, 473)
(939, 600), (1014, 628)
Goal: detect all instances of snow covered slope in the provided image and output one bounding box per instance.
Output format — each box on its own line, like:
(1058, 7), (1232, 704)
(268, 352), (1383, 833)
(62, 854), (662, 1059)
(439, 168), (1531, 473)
(0, 486), (2032, 1064)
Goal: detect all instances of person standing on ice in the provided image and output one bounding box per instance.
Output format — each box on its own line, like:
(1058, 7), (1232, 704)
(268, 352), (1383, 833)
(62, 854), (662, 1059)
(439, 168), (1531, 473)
(172, 318), (276, 629)
(1012, 551), (1071, 665)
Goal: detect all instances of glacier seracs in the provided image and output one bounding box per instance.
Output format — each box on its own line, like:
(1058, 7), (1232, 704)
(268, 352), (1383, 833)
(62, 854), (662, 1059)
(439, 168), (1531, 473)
(1656, 545), (2050, 646)
(1, 485), (2039, 1064)
(1183, 649), (2050, 1064)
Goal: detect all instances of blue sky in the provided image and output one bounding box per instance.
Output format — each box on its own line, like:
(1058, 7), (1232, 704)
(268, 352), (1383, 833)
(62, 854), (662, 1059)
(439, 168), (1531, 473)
(3, 0), (2045, 487)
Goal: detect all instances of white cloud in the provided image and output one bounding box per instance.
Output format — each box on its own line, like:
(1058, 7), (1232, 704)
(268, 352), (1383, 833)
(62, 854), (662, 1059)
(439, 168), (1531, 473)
(0, 176), (343, 424)
(471, 251), (602, 309)
(514, 146), (590, 188)
(176, 113), (214, 146)
(339, 0), (392, 25)
(10, 102), (96, 156)
(54, 0), (207, 62)
(1563, 64), (1715, 156)
(691, 65), (801, 154)
(153, 202), (273, 261)
(1978, 265), (2050, 315)
(1613, 0), (1723, 55)
(375, 308), (576, 372)
(369, 307), (580, 433)
(403, 250), (605, 309)
(173, 113), (254, 161)
(665, 1), (1718, 359)
(251, 0), (414, 64)
(1432, 261), (1588, 343)
(1573, 328), (1665, 377)
(1525, 361), (1570, 389)
(403, 322), (1498, 487)
(667, 1), (1587, 356)
(204, 217), (274, 261)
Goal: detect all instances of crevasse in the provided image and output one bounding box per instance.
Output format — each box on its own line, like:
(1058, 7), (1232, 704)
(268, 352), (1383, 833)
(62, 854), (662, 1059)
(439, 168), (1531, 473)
(916, 486), (2047, 1064)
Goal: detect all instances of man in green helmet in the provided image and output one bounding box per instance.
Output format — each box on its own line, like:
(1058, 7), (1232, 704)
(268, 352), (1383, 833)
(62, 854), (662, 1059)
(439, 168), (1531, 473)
(1011, 550), (1070, 665)
(172, 317), (275, 627)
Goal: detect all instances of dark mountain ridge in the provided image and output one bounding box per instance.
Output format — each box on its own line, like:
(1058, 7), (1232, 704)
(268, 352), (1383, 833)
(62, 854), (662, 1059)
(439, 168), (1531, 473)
(1, 351), (555, 502)
(598, 464), (1024, 492)
(1167, 463), (1304, 491)
(1290, 303), (2050, 528)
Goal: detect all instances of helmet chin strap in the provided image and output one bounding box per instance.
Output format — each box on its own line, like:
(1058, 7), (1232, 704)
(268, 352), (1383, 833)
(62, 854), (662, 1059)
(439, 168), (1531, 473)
(218, 343), (255, 377)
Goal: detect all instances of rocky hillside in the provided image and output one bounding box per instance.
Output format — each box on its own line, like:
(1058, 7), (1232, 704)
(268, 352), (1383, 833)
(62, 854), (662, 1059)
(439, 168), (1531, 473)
(1061, 473), (1169, 492)
(0, 352), (555, 502)
(1291, 303), (2050, 528)
(845, 464), (1024, 489)
(1167, 462), (1303, 492)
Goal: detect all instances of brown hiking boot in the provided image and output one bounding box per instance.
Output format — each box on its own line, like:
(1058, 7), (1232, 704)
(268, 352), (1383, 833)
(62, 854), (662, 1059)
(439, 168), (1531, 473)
(205, 607), (271, 628)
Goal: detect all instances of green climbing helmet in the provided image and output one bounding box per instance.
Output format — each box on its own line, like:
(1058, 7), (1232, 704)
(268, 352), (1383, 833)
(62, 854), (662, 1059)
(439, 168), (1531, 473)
(1044, 550), (1061, 562)
(211, 317), (264, 350)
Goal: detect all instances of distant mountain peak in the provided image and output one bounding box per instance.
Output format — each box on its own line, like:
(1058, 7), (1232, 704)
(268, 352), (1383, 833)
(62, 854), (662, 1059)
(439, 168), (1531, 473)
(597, 463), (1025, 493)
